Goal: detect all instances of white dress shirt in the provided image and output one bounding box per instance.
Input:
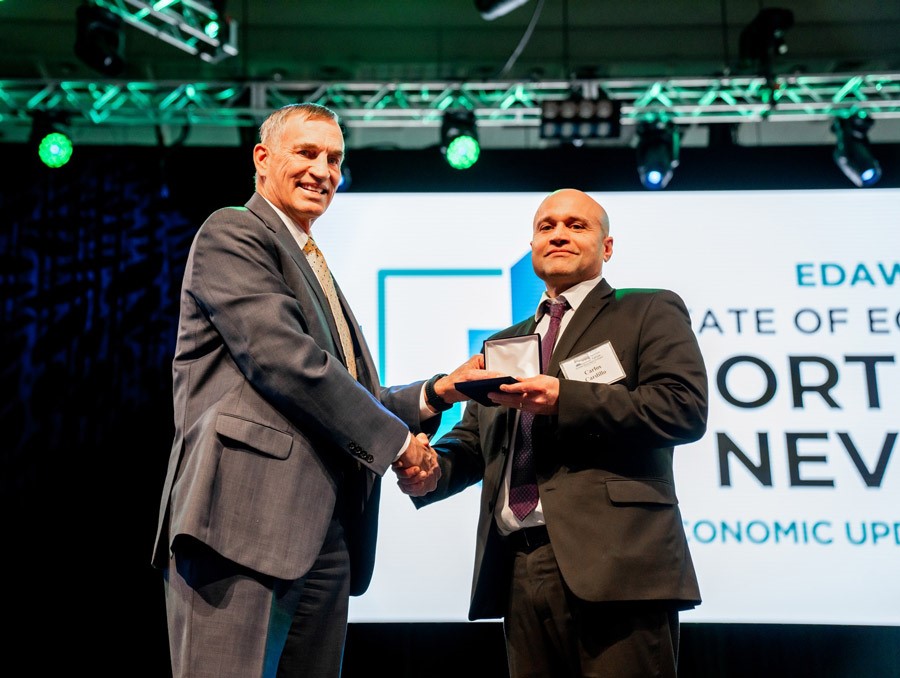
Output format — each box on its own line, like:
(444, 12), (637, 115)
(495, 274), (603, 535)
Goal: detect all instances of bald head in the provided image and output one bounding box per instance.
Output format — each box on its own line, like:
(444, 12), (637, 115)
(534, 189), (610, 238)
(530, 188), (614, 296)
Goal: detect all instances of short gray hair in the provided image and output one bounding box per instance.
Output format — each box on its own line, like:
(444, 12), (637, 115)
(258, 103), (339, 148)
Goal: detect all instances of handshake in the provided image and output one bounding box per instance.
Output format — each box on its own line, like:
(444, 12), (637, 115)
(391, 432), (441, 497)
(391, 353), (502, 497)
(390, 346), (562, 495)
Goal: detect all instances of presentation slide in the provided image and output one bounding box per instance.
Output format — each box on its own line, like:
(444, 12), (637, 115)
(310, 189), (899, 625)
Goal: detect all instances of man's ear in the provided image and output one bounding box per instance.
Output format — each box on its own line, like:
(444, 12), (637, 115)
(252, 143), (268, 175)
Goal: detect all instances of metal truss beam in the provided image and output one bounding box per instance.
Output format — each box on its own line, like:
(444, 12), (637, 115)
(94, 0), (238, 64)
(2, 73), (899, 141)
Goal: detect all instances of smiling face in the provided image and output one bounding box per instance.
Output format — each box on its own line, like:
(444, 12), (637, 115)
(253, 112), (344, 232)
(530, 189), (613, 296)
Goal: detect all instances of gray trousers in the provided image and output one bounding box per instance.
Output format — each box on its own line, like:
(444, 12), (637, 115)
(164, 519), (351, 678)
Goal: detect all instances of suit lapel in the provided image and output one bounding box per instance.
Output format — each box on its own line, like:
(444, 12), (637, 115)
(547, 279), (614, 376)
(520, 318), (538, 335)
(245, 193), (350, 370)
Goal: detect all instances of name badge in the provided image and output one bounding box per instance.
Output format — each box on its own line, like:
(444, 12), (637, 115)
(559, 341), (626, 384)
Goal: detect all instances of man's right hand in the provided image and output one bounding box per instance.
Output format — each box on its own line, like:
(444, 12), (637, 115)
(393, 433), (441, 496)
(435, 354), (504, 403)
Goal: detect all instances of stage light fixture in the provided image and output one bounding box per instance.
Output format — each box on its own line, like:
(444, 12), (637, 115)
(336, 121), (352, 191)
(635, 119), (679, 190)
(832, 113), (882, 188)
(74, 2), (126, 77)
(30, 112), (74, 169)
(204, 0), (228, 39)
(196, 0), (238, 62)
(540, 94), (621, 143)
(337, 165), (352, 192)
(204, 18), (221, 39)
(441, 110), (481, 170)
(738, 7), (794, 80)
(475, 0), (531, 20)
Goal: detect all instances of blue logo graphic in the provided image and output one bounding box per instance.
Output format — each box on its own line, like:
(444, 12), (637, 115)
(378, 252), (544, 439)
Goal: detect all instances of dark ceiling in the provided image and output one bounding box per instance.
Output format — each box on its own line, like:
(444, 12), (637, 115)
(2, 0), (899, 82)
(1, 1), (899, 150)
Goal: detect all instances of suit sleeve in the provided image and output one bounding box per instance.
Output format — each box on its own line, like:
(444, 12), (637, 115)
(188, 209), (411, 474)
(379, 383), (440, 438)
(556, 290), (708, 448)
(412, 400), (487, 508)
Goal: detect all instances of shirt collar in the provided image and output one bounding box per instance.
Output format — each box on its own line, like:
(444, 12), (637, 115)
(262, 196), (310, 248)
(534, 274), (602, 321)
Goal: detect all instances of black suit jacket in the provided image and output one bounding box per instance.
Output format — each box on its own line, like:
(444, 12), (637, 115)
(415, 279), (708, 619)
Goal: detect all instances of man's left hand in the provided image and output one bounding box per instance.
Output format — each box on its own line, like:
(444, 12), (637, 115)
(489, 375), (560, 415)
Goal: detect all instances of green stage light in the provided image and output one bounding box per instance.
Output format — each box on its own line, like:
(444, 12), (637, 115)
(38, 132), (74, 168)
(441, 110), (481, 170)
(31, 112), (74, 169)
(445, 135), (480, 170)
(204, 1), (230, 49)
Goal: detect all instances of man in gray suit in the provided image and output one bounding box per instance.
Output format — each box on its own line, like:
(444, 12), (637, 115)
(152, 103), (489, 678)
(397, 189), (709, 677)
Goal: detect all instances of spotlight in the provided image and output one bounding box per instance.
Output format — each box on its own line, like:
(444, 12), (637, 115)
(635, 119), (679, 190)
(832, 113), (882, 188)
(540, 94), (621, 143)
(441, 110), (481, 170)
(475, 0), (531, 20)
(738, 8), (794, 80)
(337, 164), (352, 192)
(336, 121), (352, 191)
(204, 19), (221, 39)
(74, 2), (125, 77)
(204, 1), (228, 39)
(197, 0), (239, 63)
(30, 112), (74, 169)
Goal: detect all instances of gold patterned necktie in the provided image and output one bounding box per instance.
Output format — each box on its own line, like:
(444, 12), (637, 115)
(303, 235), (358, 379)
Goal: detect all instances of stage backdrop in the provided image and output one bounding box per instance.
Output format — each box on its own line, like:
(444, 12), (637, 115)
(307, 189), (899, 626)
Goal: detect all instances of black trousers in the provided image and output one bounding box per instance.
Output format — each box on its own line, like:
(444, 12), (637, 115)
(503, 540), (680, 678)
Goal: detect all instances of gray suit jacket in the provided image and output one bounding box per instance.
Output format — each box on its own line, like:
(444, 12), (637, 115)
(415, 279), (708, 619)
(153, 192), (434, 595)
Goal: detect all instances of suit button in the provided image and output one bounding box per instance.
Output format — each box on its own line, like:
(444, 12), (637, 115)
(366, 454), (374, 463)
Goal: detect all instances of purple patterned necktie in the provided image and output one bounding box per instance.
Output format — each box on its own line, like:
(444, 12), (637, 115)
(509, 295), (570, 520)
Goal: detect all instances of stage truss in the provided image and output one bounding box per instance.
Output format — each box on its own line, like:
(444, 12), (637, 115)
(3, 72), (899, 145)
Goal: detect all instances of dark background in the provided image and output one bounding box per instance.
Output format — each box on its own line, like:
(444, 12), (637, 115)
(3, 0), (899, 673)
(2, 140), (899, 676)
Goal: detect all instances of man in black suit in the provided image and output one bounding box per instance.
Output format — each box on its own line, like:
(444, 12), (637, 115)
(396, 188), (708, 677)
